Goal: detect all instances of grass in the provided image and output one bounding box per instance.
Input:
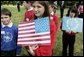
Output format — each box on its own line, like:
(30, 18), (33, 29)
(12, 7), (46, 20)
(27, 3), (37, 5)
(1, 5), (83, 56)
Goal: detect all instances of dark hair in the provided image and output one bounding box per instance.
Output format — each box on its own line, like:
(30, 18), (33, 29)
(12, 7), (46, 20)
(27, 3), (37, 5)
(25, 1), (29, 3)
(1, 8), (12, 17)
(32, 1), (50, 19)
(47, 1), (54, 8)
(24, 1), (33, 4)
(47, 1), (56, 13)
(66, 7), (78, 17)
(48, 1), (54, 5)
(79, 1), (83, 5)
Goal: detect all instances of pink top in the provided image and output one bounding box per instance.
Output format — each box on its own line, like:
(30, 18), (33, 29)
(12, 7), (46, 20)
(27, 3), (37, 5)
(78, 5), (83, 14)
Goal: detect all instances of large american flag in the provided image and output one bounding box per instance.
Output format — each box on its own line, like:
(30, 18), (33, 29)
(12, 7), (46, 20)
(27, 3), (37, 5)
(17, 17), (51, 46)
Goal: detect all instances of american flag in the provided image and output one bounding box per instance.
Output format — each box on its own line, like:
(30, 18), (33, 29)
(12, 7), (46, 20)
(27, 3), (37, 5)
(17, 17), (51, 46)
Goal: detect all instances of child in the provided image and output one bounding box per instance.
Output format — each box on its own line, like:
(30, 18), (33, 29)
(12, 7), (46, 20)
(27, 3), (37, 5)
(48, 1), (59, 49)
(28, 1), (58, 56)
(78, 1), (83, 18)
(62, 7), (78, 56)
(59, 1), (66, 18)
(22, 1), (35, 55)
(1, 8), (18, 56)
(67, 2), (77, 17)
(22, 1), (34, 22)
(53, 1), (58, 13)
(17, 1), (20, 12)
(16, 1), (35, 56)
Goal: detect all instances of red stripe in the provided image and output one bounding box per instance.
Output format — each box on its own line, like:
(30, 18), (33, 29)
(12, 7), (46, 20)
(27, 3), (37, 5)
(17, 43), (50, 46)
(19, 21), (34, 24)
(18, 24), (34, 28)
(17, 44), (29, 46)
(18, 32), (35, 35)
(18, 28), (35, 31)
(18, 38), (50, 42)
(18, 34), (50, 38)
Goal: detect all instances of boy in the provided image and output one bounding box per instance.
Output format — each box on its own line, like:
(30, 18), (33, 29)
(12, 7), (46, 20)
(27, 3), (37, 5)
(1, 8), (18, 56)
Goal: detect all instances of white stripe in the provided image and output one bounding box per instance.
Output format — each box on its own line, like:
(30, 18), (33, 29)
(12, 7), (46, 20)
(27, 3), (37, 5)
(18, 30), (35, 34)
(18, 36), (50, 41)
(19, 22), (35, 27)
(18, 26), (35, 30)
(18, 32), (50, 38)
(17, 40), (50, 45)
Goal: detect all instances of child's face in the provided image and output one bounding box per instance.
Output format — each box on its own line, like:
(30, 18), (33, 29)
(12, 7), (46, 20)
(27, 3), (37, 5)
(1, 15), (11, 25)
(69, 12), (75, 18)
(32, 1), (45, 18)
(22, 1), (30, 9)
(49, 5), (54, 13)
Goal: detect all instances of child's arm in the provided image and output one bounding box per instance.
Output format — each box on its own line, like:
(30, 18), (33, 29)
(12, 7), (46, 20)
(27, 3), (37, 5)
(28, 44), (39, 56)
(71, 31), (78, 34)
(15, 26), (22, 56)
(65, 31), (78, 35)
(28, 45), (35, 56)
(53, 13), (59, 32)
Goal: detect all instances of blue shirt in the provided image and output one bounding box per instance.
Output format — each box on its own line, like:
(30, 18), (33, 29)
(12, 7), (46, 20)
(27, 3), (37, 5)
(1, 24), (18, 51)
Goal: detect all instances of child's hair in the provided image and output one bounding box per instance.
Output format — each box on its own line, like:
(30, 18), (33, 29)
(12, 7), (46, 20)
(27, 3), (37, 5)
(66, 8), (78, 17)
(24, 1), (33, 5)
(47, 1), (54, 8)
(47, 1), (54, 5)
(32, 1), (50, 19)
(47, 1), (57, 13)
(79, 1), (83, 5)
(1, 8), (12, 17)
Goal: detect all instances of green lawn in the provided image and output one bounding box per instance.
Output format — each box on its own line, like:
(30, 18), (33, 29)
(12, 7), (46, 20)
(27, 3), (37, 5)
(1, 5), (83, 56)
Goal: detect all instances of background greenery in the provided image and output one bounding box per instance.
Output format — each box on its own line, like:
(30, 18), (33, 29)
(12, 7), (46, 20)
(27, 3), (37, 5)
(1, 1), (80, 7)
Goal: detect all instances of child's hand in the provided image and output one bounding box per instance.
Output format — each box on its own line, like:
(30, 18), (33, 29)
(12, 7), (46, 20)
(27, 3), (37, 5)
(65, 31), (71, 34)
(29, 44), (39, 50)
(28, 45), (35, 56)
(71, 31), (76, 34)
(28, 44), (39, 56)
